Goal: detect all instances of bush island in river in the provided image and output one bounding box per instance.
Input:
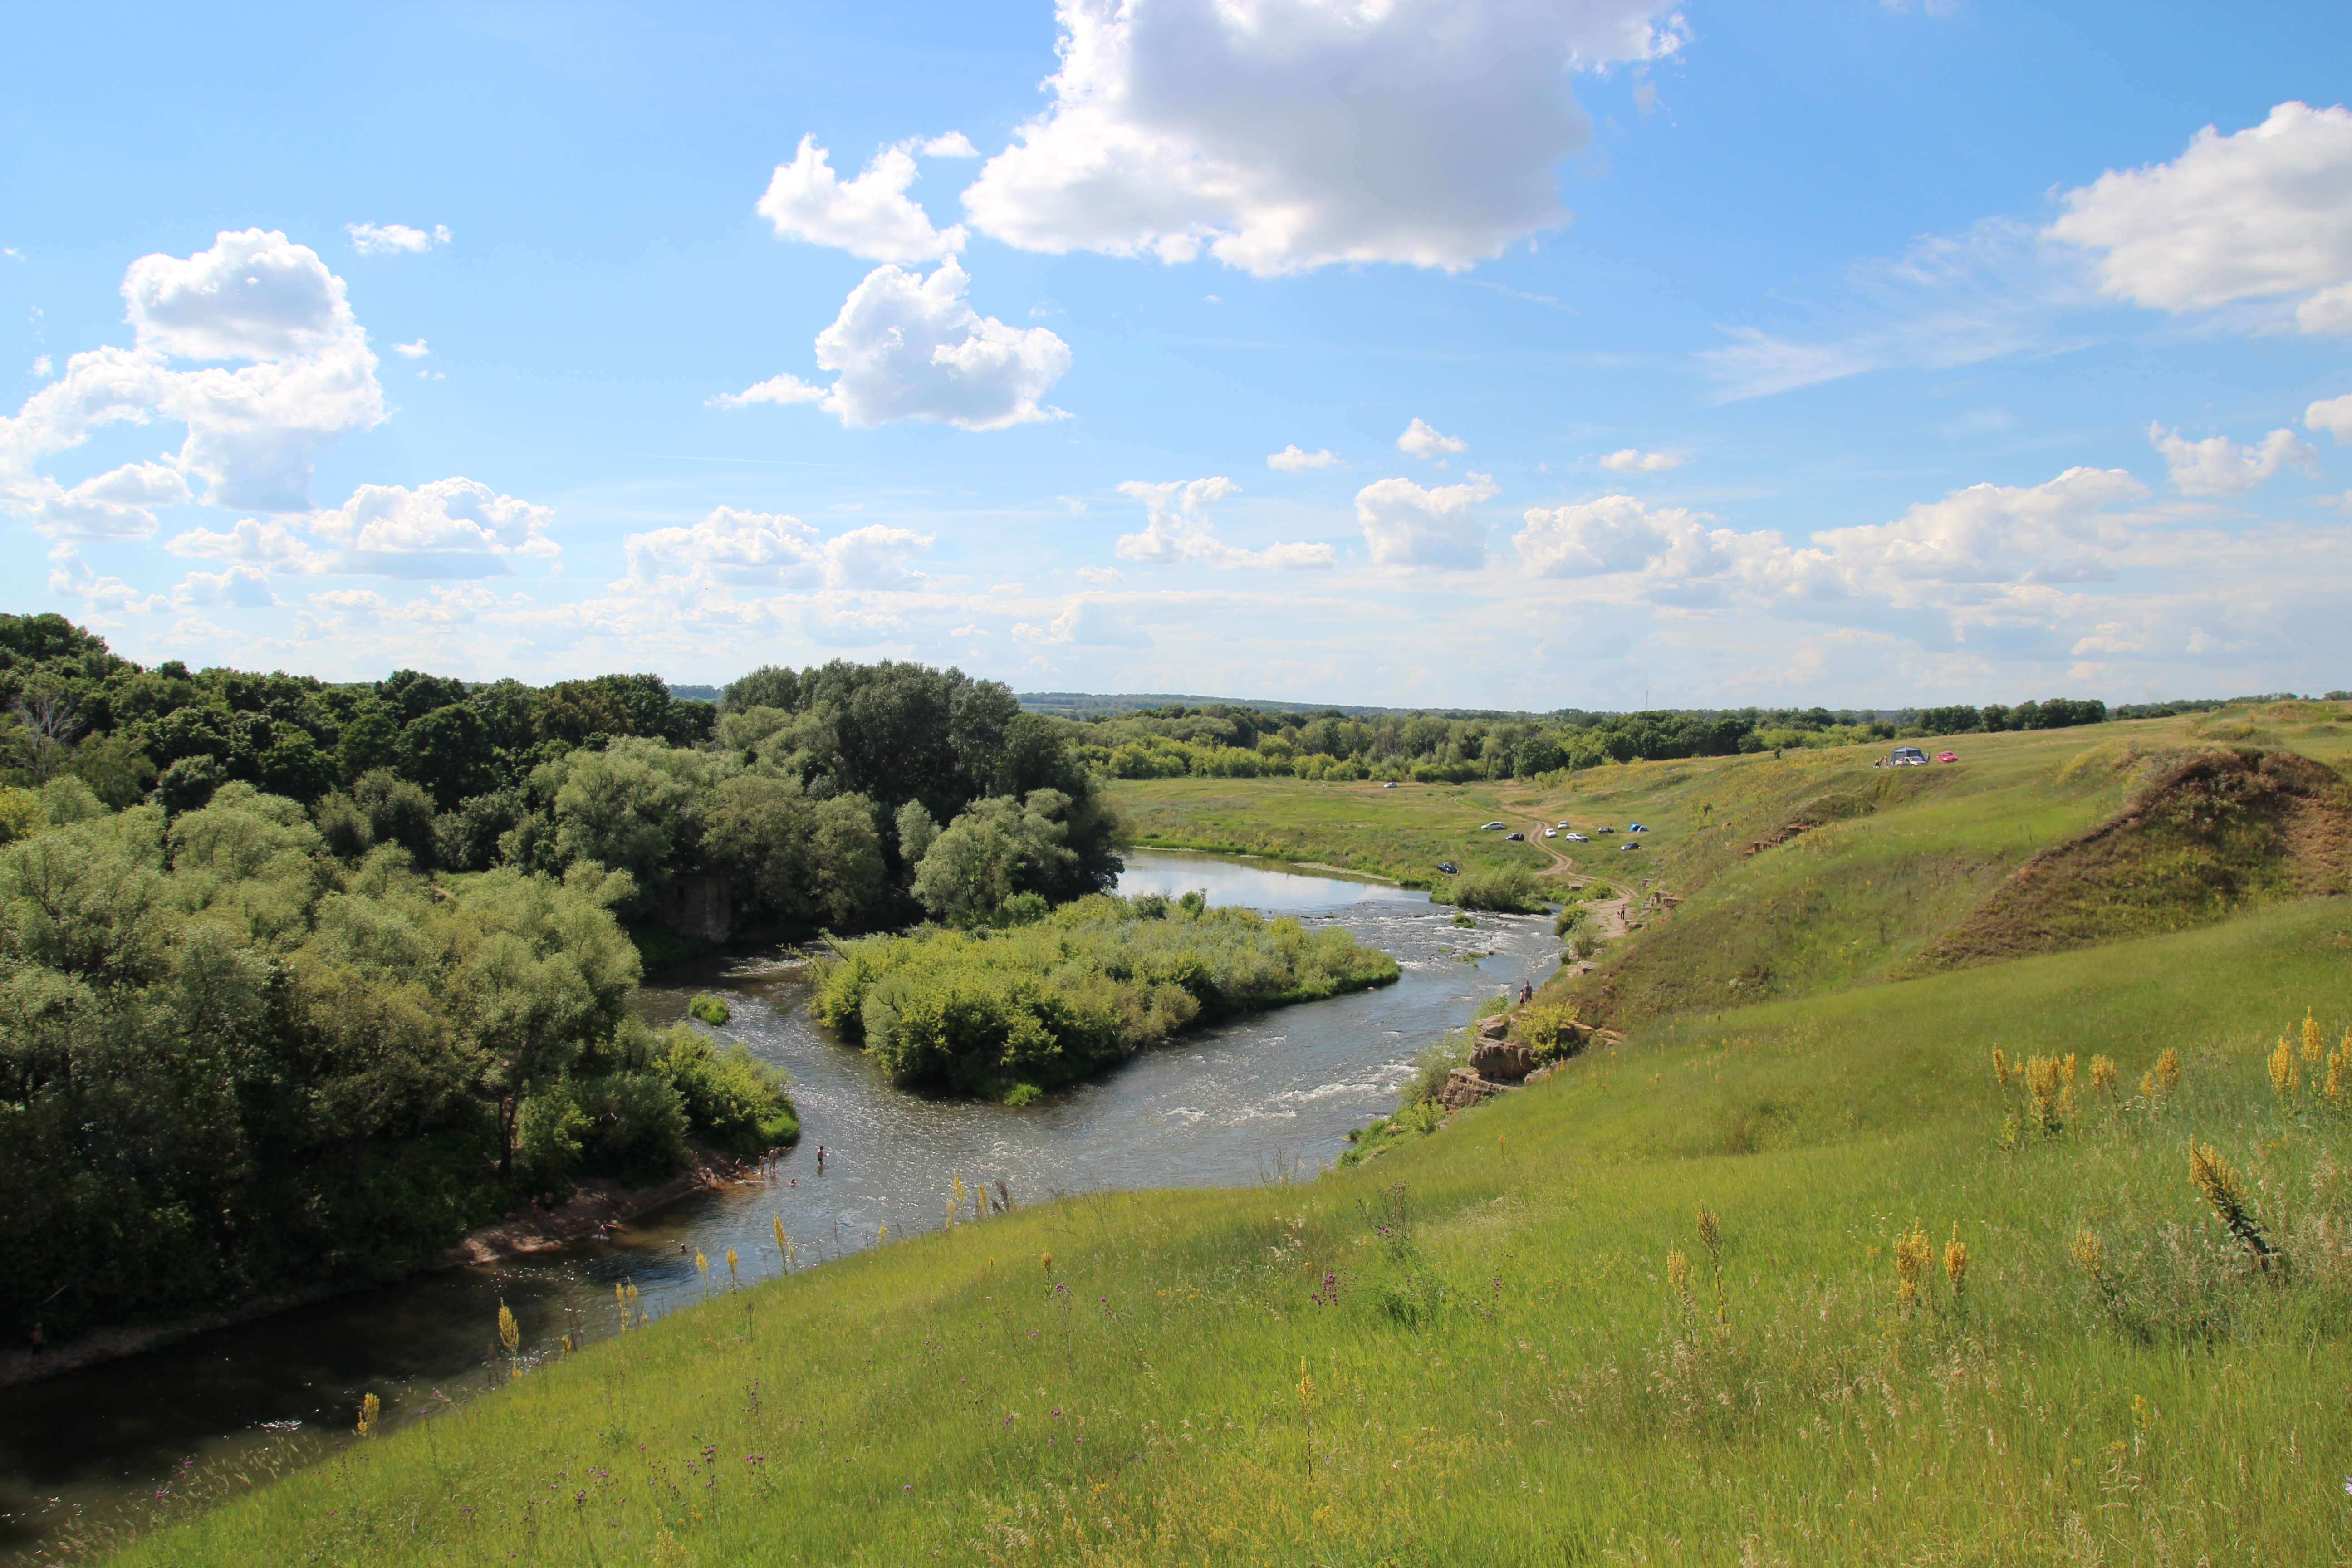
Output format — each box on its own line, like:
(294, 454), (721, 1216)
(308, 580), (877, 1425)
(809, 892), (1398, 1098)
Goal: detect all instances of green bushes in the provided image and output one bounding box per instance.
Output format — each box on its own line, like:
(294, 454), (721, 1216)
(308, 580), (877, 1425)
(661, 1025), (798, 1155)
(1436, 863), (1547, 913)
(688, 994), (731, 1025)
(810, 893), (1398, 1098)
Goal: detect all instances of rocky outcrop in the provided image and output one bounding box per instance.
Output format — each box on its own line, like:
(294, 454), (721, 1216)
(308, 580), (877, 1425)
(1471, 1040), (1539, 1082)
(1436, 1067), (1503, 1111)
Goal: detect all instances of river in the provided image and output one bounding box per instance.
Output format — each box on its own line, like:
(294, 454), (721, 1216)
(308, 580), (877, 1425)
(0, 852), (1558, 1557)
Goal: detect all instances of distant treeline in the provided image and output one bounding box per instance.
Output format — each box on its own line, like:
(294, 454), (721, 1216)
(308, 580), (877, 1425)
(1048, 696), (2130, 783)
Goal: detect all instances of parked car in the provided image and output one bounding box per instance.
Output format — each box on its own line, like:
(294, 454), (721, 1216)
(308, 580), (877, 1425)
(1544, 828), (1557, 838)
(1565, 832), (1588, 842)
(1436, 860), (1458, 874)
(1504, 831), (1525, 841)
(1595, 825), (1615, 834)
(1481, 821), (1507, 831)
(1557, 821), (1570, 829)
(1889, 746), (1929, 766)
(1382, 780), (1399, 789)
(1619, 841), (1640, 852)
(1936, 751), (1960, 763)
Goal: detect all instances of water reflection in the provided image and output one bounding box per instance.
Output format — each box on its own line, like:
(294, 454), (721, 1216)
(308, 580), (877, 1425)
(0, 852), (1555, 1553)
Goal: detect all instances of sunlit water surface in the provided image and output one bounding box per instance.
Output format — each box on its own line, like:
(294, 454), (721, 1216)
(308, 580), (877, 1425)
(0, 852), (1556, 1553)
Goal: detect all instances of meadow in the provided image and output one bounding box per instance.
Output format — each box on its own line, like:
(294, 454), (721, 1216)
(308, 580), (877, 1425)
(73, 701), (2352, 1565)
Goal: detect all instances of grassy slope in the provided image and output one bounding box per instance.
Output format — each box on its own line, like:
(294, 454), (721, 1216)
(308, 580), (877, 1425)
(108, 705), (2352, 1564)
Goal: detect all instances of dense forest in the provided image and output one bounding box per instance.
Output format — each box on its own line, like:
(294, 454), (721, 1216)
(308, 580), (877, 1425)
(0, 614), (1122, 1344)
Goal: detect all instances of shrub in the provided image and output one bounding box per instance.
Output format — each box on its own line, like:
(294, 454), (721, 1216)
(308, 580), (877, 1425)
(661, 1024), (798, 1156)
(810, 892), (1397, 1096)
(689, 995), (732, 1026)
(1439, 864), (1547, 913)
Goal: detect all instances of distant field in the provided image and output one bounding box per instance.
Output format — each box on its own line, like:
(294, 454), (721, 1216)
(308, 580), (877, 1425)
(1114, 703), (2352, 1026)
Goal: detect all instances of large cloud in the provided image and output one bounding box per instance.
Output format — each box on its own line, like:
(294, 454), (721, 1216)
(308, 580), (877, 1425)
(2047, 102), (2352, 333)
(0, 230), (383, 517)
(1114, 476), (1333, 568)
(717, 260), (1070, 430)
(1354, 472), (1499, 567)
(958, 0), (1681, 276)
(757, 137), (966, 261)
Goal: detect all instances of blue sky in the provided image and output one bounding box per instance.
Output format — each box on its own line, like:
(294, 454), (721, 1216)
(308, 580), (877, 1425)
(5, 0), (2349, 709)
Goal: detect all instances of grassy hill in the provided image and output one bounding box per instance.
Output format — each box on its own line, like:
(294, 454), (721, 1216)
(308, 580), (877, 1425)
(97, 703), (2352, 1564)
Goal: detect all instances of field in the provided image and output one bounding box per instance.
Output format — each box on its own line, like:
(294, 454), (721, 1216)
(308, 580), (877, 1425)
(86, 703), (2352, 1565)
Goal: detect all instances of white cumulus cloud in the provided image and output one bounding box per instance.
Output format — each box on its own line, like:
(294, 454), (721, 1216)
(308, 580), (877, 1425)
(1, 229), (384, 515)
(920, 132), (981, 158)
(2047, 102), (2352, 333)
(722, 260), (1071, 431)
(620, 506), (934, 599)
(311, 477), (559, 575)
(1267, 444), (1338, 471)
(957, 0), (1682, 277)
(757, 136), (966, 262)
(22, 461), (191, 540)
(1396, 418), (1466, 458)
(2306, 393), (2352, 443)
(173, 564), (279, 608)
(1515, 493), (1717, 576)
(1354, 472), (1499, 567)
(1597, 447), (1683, 472)
(1114, 476), (1333, 568)
(2148, 422), (2317, 496)
(393, 340), (430, 358)
(165, 514), (330, 572)
(347, 223), (451, 256)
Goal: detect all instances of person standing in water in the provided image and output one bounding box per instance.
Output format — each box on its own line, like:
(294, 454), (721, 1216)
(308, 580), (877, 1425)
(816, 1144), (826, 1175)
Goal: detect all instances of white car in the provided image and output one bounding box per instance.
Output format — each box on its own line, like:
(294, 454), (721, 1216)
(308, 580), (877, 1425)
(1480, 821), (1508, 830)
(1564, 832), (1588, 842)
(1544, 828), (1557, 838)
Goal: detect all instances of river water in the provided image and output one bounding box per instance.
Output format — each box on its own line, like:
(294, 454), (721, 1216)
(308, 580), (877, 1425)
(0, 852), (1558, 1556)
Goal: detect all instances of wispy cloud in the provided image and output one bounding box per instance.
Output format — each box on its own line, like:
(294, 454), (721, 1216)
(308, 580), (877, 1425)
(1700, 217), (2096, 401)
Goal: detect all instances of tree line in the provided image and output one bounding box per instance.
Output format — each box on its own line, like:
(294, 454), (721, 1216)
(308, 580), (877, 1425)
(1057, 696), (2117, 783)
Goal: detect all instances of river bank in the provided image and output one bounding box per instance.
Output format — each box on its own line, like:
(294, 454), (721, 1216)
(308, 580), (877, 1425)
(0, 1148), (763, 1393)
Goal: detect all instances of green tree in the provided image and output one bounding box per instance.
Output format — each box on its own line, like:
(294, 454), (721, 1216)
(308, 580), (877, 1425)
(910, 791), (1084, 925)
(703, 774), (886, 931)
(399, 704), (497, 810)
(336, 703), (402, 783)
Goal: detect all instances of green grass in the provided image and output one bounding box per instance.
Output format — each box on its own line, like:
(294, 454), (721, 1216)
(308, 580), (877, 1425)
(100, 894), (2352, 1566)
(91, 702), (2352, 1564)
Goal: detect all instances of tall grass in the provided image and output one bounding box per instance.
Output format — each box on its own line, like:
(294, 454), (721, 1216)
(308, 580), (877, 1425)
(809, 892), (1398, 1099)
(93, 896), (2352, 1566)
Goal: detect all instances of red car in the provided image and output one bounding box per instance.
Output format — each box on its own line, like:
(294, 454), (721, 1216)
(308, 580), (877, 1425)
(1936, 750), (1960, 763)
